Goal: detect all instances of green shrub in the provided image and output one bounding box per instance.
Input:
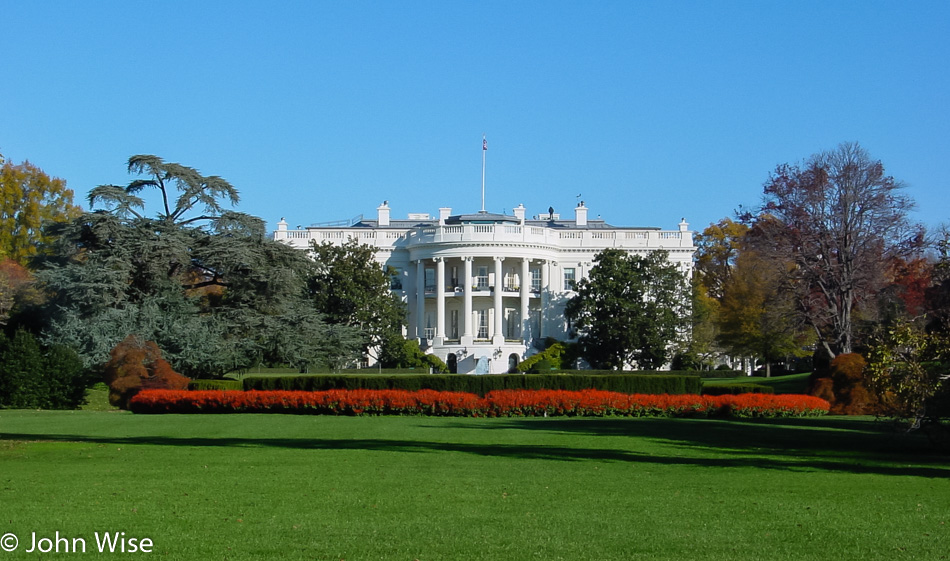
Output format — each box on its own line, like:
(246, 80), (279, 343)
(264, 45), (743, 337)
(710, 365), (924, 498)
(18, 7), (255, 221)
(702, 384), (775, 396)
(189, 379), (242, 391)
(0, 329), (92, 409)
(518, 341), (581, 372)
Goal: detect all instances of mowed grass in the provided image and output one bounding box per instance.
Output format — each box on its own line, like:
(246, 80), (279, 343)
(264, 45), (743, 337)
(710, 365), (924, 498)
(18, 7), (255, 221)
(1, 410), (947, 561)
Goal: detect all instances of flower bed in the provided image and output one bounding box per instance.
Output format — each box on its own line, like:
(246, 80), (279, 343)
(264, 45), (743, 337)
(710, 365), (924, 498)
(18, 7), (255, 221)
(129, 389), (830, 418)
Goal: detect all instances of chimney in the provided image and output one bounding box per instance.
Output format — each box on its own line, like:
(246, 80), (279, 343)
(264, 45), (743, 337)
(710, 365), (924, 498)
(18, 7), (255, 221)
(377, 201), (390, 227)
(277, 217), (288, 231)
(513, 204), (526, 223)
(439, 207), (452, 225)
(574, 201), (588, 227)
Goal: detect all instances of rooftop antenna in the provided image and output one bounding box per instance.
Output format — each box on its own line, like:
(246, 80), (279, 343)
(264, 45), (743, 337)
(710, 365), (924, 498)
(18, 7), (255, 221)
(481, 135), (487, 212)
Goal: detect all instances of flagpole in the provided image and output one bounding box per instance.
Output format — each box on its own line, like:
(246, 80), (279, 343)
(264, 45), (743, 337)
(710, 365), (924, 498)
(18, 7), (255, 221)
(481, 135), (487, 212)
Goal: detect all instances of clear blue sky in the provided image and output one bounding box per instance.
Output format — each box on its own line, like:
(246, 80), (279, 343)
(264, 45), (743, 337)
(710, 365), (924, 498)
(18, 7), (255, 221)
(2, 1), (947, 233)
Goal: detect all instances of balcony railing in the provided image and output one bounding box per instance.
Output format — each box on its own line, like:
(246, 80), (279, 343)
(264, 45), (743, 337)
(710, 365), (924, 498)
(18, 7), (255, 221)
(275, 224), (691, 250)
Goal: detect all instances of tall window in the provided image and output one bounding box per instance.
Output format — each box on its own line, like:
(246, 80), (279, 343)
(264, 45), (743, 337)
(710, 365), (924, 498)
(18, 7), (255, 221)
(450, 309), (459, 339)
(506, 309), (519, 339)
(505, 268), (517, 290)
(476, 310), (489, 339)
(425, 268), (435, 293)
(563, 268), (576, 291)
(531, 268), (541, 291)
(476, 266), (489, 289)
(450, 266), (459, 288)
(390, 268), (403, 290)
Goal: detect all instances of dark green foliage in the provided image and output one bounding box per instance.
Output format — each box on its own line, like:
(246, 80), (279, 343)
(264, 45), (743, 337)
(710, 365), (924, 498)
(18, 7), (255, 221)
(565, 249), (689, 370)
(517, 341), (581, 372)
(243, 373), (702, 396)
(376, 334), (446, 372)
(0, 329), (90, 409)
(697, 369), (744, 378)
(702, 384), (775, 396)
(377, 334), (428, 368)
(33, 155), (364, 377)
(308, 239), (405, 350)
(671, 351), (704, 371)
(188, 379), (242, 391)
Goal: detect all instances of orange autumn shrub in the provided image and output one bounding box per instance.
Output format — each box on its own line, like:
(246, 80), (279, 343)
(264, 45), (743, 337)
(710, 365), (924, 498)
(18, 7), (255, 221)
(828, 353), (876, 415)
(104, 335), (190, 409)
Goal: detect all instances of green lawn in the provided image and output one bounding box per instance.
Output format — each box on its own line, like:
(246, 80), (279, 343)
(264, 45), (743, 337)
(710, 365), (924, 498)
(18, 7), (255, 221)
(0, 410), (947, 561)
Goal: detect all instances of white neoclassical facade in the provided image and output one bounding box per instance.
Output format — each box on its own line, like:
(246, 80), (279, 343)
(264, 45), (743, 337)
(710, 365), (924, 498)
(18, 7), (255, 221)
(275, 202), (695, 374)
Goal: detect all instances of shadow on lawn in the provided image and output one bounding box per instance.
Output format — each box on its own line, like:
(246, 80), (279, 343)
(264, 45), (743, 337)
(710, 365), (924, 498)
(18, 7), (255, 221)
(2, 416), (947, 478)
(457, 416), (950, 476)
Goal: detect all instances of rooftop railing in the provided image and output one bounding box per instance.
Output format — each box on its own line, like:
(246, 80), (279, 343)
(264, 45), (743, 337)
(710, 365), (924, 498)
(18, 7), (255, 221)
(275, 224), (692, 249)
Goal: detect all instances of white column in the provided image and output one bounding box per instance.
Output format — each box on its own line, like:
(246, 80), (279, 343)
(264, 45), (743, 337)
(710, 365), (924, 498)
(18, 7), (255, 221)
(493, 256), (504, 344)
(540, 260), (550, 338)
(416, 259), (425, 341)
(435, 257), (445, 342)
(462, 257), (473, 343)
(520, 257), (530, 342)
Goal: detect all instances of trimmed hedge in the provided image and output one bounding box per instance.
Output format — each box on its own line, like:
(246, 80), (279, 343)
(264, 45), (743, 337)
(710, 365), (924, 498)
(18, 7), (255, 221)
(242, 373), (702, 396)
(702, 383), (775, 396)
(189, 379), (243, 391)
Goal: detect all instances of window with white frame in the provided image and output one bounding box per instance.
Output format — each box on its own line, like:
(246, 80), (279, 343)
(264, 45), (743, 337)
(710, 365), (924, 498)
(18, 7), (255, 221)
(476, 266), (489, 290)
(476, 310), (489, 339)
(563, 267), (576, 291)
(531, 268), (541, 291)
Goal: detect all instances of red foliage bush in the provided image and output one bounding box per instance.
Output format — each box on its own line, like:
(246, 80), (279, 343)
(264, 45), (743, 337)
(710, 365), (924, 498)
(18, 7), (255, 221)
(808, 377), (836, 404)
(129, 389), (830, 418)
(104, 336), (190, 409)
(828, 353), (876, 415)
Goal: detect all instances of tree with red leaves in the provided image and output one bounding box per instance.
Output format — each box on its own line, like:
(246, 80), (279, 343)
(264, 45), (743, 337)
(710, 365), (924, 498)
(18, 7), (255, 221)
(747, 142), (923, 359)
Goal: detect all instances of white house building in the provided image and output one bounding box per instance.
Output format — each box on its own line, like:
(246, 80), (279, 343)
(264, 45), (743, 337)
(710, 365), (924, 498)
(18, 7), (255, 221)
(274, 202), (696, 374)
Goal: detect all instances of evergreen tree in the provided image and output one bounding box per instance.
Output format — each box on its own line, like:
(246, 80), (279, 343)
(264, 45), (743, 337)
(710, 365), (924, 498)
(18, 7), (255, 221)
(565, 249), (689, 370)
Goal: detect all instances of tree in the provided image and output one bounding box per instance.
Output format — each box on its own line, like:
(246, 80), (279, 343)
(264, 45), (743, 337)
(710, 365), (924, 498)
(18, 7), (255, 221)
(565, 249), (689, 370)
(308, 239), (405, 348)
(748, 142), (923, 359)
(35, 156), (362, 376)
(694, 218), (749, 301)
(717, 248), (812, 376)
(0, 153), (82, 265)
(866, 321), (949, 430)
(0, 258), (40, 326)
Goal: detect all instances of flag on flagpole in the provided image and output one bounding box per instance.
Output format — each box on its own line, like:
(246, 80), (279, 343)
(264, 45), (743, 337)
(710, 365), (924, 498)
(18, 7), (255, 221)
(483, 137), (488, 151)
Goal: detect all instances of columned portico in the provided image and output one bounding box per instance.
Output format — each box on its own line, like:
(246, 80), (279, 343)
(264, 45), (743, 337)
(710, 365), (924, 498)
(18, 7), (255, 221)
(415, 259), (425, 341)
(540, 260), (550, 338)
(520, 257), (530, 341)
(435, 257), (445, 343)
(492, 256), (504, 345)
(462, 257), (473, 345)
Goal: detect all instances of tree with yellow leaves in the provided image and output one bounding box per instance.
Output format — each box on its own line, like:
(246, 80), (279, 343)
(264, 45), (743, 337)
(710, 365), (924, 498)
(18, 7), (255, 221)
(0, 153), (82, 265)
